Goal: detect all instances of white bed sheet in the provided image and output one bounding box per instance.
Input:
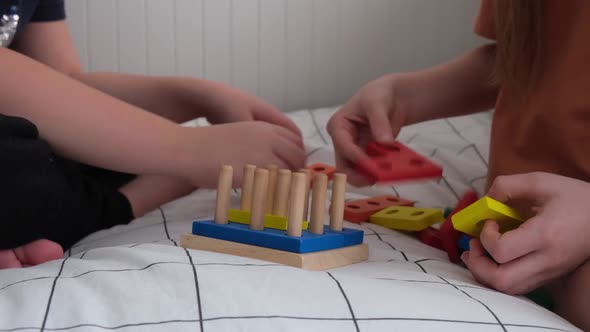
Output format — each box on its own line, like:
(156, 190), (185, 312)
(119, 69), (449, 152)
(0, 107), (580, 332)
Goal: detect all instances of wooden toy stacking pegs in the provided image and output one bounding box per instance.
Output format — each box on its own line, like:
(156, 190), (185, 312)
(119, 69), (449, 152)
(249, 168), (269, 231)
(180, 164), (368, 270)
(309, 173), (328, 235)
(214, 165), (233, 224)
(240, 164), (256, 210)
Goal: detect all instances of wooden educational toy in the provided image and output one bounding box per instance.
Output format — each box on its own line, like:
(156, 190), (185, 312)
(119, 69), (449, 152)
(369, 206), (444, 231)
(306, 163), (337, 181)
(344, 195), (414, 223)
(439, 191), (479, 263)
(451, 196), (524, 237)
(180, 164), (369, 270)
(416, 227), (444, 250)
(457, 234), (472, 252)
(356, 141), (443, 183)
(227, 165), (309, 231)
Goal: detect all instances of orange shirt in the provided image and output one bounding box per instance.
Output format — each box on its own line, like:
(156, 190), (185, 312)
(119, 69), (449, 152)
(475, 0), (590, 186)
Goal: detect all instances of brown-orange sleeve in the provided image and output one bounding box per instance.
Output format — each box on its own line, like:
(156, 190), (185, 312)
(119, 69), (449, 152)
(474, 0), (496, 40)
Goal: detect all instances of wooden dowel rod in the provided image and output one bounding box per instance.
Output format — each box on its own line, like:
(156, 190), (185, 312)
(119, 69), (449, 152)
(215, 165), (233, 224)
(265, 165), (278, 213)
(287, 172), (306, 237)
(240, 164), (256, 211)
(329, 173), (347, 231)
(250, 168), (269, 230)
(309, 173), (328, 234)
(272, 169), (292, 217)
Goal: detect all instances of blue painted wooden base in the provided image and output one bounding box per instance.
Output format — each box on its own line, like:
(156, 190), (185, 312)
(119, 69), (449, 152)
(192, 220), (364, 254)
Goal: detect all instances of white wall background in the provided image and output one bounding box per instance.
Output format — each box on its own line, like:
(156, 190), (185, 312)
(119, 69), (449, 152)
(65, 0), (483, 112)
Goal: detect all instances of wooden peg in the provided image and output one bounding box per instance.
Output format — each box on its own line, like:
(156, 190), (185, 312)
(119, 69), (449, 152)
(240, 164), (256, 211)
(215, 165), (233, 224)
(299, 168), (312, 221)
(330, 173), (347, 231)
(272, 169), (292, 217)
(265, 165), (278, 213)
(309, 173), (328, 234)
(287, 172), (306, 237)
(250, 168), (269, 230)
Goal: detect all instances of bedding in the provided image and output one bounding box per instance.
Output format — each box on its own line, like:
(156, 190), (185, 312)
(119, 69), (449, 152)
(0, 107), (580, 332)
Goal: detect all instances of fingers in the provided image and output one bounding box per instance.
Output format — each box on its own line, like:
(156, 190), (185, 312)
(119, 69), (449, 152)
(334, 153), (374, 187)
(273, 135), (306, 171)
(487, 173), (551, 204)
(252, 103), (302, 137)
(464, 222), (550, 295)
(498, 253), (558, 294)
(366, 105), (396, 143)
(461, 239), (499, 288)
(463, 240), (551, 295)
(479, 219), (544, 264)
(273, 125), (304, 149)
(388, 106), (407, 138)
(328, 116), (368, 167)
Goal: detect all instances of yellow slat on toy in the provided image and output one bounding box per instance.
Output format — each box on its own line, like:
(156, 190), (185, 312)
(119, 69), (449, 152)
(451, 197), (524, 237)
(228, 209), (309, 231)
(369, 206), (444, 231)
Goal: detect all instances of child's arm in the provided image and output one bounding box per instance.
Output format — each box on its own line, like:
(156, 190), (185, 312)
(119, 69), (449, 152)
(398, 43), (499, 125)
(327, 44), (499, 186)
(0, 46), (194, 176)
(5, 21), (304, 186)
(11, 21), (300, 134)
(0, 45), (303, 188)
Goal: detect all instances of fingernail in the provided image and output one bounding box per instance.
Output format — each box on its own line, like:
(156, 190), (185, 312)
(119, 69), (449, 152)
(461, 252), (468, 262)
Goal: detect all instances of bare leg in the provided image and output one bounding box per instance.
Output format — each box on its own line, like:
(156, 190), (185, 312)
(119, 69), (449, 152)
(118, 175), (194, 218)
(550, 260), (590, 331)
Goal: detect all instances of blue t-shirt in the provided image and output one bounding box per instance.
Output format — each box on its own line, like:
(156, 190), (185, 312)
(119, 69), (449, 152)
(0, 0), (65, 46)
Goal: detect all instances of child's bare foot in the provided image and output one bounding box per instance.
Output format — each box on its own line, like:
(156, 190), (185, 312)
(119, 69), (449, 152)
(0, 239), (63, 269)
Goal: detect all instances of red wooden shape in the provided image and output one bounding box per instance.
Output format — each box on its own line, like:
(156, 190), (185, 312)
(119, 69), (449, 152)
(439, 190), (479, 263)
(343, 195), (414, 223)
(356, 142), (443, 183)
(306, 163), (337, 180)
(417, 227), (444, 250)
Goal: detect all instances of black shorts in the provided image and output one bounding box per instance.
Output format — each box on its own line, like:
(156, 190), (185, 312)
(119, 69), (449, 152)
(0, 115), (135, 250)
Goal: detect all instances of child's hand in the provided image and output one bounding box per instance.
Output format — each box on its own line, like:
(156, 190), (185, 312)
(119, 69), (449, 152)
(187, 121), (305, 188)
(327, 74), (411, 186)
(200, 82), (301, 137)
(462, 172), (590, 295)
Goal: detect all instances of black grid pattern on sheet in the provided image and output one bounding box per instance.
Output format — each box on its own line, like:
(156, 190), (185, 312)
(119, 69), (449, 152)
(0, 248), (576, 332)
(0, 227), (577, 332)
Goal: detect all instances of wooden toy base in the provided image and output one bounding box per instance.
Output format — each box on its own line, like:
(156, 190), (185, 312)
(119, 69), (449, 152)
(180, 233), (369, 271)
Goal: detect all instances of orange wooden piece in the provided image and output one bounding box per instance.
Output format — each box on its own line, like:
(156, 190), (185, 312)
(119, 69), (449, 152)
(343, 195), (414, 224)
(306, 163), (337, 181)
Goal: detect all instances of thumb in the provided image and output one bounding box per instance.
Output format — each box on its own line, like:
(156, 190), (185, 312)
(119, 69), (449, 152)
(367, 106), (396, 143)
(487, 173), (550, 204)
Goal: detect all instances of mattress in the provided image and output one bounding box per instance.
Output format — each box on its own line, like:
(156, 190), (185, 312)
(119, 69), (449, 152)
(0, 107), (579, 332)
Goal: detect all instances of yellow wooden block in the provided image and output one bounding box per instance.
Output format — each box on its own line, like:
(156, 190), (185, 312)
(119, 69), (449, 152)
(228, 209), (309, 231)
(180, 234), (368, 270)
(369, 206), (444, 231)
(451, 196), (524, 237)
